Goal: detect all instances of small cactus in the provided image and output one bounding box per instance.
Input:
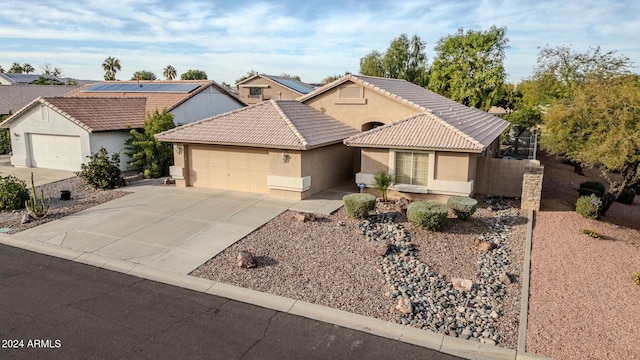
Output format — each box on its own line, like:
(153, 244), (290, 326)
(25, 172), (50, 219)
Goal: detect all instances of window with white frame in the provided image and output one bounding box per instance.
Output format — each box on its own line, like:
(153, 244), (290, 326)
(395, 151), (429, 186)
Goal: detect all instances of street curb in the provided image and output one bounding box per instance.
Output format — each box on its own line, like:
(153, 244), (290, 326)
(0, 224), (552, 360)
(517, 210), (535, 353)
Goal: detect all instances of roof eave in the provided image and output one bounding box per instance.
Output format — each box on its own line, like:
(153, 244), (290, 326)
(343, 142), (484, 153)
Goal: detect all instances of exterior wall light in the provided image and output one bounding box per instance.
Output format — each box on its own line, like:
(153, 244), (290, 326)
(176, 145), (183, 155)
(281, 151), (290, 163)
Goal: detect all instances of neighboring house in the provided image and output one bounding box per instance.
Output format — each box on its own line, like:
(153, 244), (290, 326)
(155, 100), (359, 199)
(156, 74), (508, 199)
(64, 80), (245, 125)
(0, 73), (93, 86)
(0, 97), (146, 171)
(0, 85), (80, 116)
(236, 74), (315, 105)
(0, 80), (245, 172)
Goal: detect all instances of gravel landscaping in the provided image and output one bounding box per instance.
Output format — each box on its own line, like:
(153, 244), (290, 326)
(526, 153), (640, 360)
(191, 196), (526, 349)
(0, 176), (131, 234)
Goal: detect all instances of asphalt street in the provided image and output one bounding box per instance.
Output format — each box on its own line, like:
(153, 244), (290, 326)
(0, 244), (462, 360)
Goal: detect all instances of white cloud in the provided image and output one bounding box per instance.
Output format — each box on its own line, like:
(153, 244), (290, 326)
(0, 0), (638, 84)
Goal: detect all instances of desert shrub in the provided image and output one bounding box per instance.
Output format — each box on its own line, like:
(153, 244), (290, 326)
(0, 175), (29, 211)
(634, 273), (640, 286)
(575, 194), (601, 219)
(581, 228), (602, 240)
(343, 193), (376, 218)
(578, 181), (605, 198)
(447, 196), (478, 220)
(407, 201), (448, 231)
(373, 171), (393, 202)
(615, 188), (636, 205)
(76, 147), (125, 190)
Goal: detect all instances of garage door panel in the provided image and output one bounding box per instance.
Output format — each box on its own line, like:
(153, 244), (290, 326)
(188, 145), (268, 194)
(29, 134), (82, 171)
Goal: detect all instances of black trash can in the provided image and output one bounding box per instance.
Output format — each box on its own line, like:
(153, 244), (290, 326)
(60, 190), (71, 201)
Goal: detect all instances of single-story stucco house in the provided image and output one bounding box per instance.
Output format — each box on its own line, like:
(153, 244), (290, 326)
(156, 74), (509, 199)
(155, 99), (359, 199)
(0, 97), (146, 171)
(0, 80), (245, 171)
(236, 74), (315, 105)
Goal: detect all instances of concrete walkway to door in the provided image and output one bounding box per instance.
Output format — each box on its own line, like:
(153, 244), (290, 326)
(9, 184), (299, 274)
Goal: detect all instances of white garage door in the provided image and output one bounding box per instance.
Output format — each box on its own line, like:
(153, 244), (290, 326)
(188, 145), (269, 194)
(29, 134), (83, 171)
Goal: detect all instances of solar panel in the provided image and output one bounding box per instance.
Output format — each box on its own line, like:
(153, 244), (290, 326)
(83, 83), (201, 93)
(266, 76), (314, 94)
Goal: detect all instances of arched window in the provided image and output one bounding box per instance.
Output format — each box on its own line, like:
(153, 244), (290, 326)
(361, 121), (385, 131)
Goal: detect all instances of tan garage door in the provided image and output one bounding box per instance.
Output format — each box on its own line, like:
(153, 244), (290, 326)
(29, 134), (82, 171)
(188, 145), (269, 194)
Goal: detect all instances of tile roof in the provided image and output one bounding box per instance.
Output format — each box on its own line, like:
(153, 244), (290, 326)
(0, 85), (80, 114)
(0, 97), (146, 132)
(237, 74), (315, 94)
(64, 80), (242, 114)
(155, 100), (359, 150)
(302, 74), (509, 151)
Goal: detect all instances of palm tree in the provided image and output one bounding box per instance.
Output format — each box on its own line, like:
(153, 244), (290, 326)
(163, 65), (177, 80)
(22, 63), (35, 74)
(9, 62), (23, 74)
(102, 56), (121, 81)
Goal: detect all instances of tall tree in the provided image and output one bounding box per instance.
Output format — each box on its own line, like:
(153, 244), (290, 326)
(359, 34), (428, 86)
(279, 73), (301, 81)
(22, 63), (35, 74)
(180, 69), (207, 80)
(163, 65), (177, 80)
(124, 109), (175, 179)
(429, 26), (509, 111)
(9, 62), (23, 74)
(131, 70), (157, 81)
(0, 65), (4, 73)
(42, 63), (64, 77)
(235, 70), (258, 84)
(359, 51), (384, 77)
(541, 74), (640, 215)
(102, 56), (121, 81)
(529, 45), (632, 105)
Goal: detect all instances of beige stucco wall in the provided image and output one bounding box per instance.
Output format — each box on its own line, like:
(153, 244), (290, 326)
(361, 148), (389, 174)
(300, 143), (354, 198)
(238, 77), (301, 105)
(302, 81), (420, 130)
(268, 149), (302, 177)
(434, 152), (471, 182)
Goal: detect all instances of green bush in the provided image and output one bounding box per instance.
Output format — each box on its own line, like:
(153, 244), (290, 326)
(76, 147), (125, 190)
(0, 128), (11, 154)
(615, 188), (635, 205)
(0, 175), (29, 211)
(578, 181), (605, 198)
(124, 109), (175, 179)
(343, 193), (376, 218)
(447, 196), (478, 220)
(575, 194), (602, 219)
(407, 201), (448, 231)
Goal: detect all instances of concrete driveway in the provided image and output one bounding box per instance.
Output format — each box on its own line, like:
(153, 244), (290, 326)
(0, 163), (75, 186)
(11, 184), (300, 274)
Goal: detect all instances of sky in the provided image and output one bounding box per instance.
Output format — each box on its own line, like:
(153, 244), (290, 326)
(0, 0), (638, 85)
